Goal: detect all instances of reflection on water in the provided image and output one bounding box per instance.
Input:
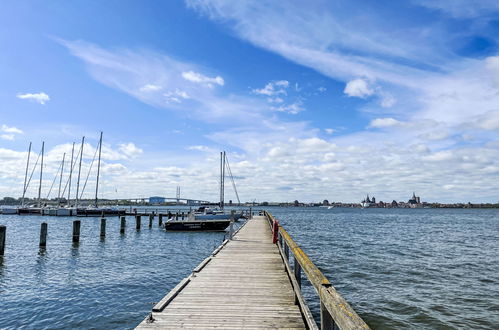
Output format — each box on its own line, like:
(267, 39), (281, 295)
(0, 207), (498, 329)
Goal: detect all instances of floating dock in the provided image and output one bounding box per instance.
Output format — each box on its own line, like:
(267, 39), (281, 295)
(137, 213), (370, 329)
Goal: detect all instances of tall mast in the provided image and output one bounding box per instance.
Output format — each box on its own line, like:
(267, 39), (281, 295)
(220, 152), (223, 209)
(37, 141), (44, 208)
(57, 153), (66, 203)
(21, 142), (32, 207)
(220, 151), (226, 209)
(68, 142), (75, 206)
(75, 136), (85, 209)
(94, 131), (103, 207)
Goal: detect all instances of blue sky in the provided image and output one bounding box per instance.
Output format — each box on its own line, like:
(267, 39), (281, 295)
(1, 0), (499, 203)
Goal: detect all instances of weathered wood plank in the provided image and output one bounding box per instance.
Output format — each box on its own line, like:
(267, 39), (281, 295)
(136, 216), (307, 329)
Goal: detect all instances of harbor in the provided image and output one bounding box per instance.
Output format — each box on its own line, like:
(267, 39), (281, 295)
(0, 207), (497, 329)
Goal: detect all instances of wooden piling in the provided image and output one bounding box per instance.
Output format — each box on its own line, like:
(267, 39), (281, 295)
(158, 214), (163, 226)
(136, 215), (141, 230)
(149, 214), (153, 228)
(0, 225), (5, 256)
(120, 216), (126, 234)
(72, 220), (81, 243)
(39, 222), (48, 248)
(100, 217), (106, 237)
(229, 210), (235, 239)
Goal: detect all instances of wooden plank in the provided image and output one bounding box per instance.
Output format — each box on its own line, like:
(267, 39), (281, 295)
(136, 216), (307, 329)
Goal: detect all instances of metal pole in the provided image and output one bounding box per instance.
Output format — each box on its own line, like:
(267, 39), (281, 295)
(75, 136), (85, 209)
(57, 153), (66, 203)
(21, 142), (32, 207)
(38, 142), (44, 208)
(94, 131), (103, 207)
(68, 142), (75, 206)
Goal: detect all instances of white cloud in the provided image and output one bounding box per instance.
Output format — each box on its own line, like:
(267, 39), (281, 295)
(270, 101), (304, 114)
(252, 80), (289, 96)
(1, 125), (23, 134)
(119, 143), (143, 158)
(318, 86), (327, 93)
(368, 118), (402, 128)
(182, 70), (224, 87)
(267, 97), (284, 103)
(344, 79), (374, 98)
(187, 145), (216, 153)
(0, 125), (23, 141)
(59, 39), (265, 122)
(325, 128), (335, 134)
(0, 134), (14, 141)
(164, 88), (190, 103)
(140, 84), (162, 92)
(380, 94), (396, 108)
(16, 92), (50, 105)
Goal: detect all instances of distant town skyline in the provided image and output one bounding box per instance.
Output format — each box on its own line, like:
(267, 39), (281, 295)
(1, 1), (499, 203)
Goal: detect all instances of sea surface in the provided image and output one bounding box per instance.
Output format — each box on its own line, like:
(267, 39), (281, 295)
(0, 207), (498, 329)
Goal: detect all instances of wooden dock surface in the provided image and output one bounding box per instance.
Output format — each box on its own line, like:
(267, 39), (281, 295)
(137, 216), (306, 329)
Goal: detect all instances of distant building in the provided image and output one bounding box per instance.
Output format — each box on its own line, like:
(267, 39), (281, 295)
(361, 194), (376, 208)
(408, 192), (421, 208)
(149, 196), (166, 204)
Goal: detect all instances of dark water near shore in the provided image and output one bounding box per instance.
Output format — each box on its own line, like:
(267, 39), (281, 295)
(0, 207), (498, 329)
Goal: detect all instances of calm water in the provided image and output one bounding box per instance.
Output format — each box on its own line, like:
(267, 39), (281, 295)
(0, 207), (498, 329)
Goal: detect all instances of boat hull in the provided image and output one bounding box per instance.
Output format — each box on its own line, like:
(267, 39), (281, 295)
(165, 219), (231, 231)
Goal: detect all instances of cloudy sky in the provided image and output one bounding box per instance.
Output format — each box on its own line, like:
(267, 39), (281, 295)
(1, 0), (499, 203)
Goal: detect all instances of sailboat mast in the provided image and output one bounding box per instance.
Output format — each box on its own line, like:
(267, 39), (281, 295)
(221, 151), (226, 209)
(94, 131), (103, 207)
(38, 141), (44, 208)
(219, 152), (223, 208)
(75, 136), (85, 209)
(57, 153), (66, 203)
(68, 142), (75, 206)
(21, 142), (32, 207)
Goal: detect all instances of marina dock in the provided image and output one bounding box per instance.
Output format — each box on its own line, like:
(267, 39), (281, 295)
(137, 212), (369, 329)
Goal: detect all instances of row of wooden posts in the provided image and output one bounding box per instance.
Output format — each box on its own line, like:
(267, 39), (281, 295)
(0, 214), (165, 255)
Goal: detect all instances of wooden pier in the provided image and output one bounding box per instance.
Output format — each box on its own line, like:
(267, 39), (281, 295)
(137, 213), (370, 329)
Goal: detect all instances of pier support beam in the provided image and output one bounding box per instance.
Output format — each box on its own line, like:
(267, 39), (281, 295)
(39, 222), (48, 248)
(149, 214), (153, 228)
(100, 218), (106, 238)
(72, 220), (81, 243)
(158, 214), (163, 227)
(0, 225), (5, 256)
(120, 216), (126, 234)
(136, 215), (141, 230)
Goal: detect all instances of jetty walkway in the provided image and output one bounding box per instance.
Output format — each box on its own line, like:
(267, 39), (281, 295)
(137, 213), (369, 329)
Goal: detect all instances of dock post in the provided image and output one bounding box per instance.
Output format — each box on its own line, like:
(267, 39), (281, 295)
(39, 222), (48, 248)
(0, 225), (5, 256)
(136, 215), (141, 230)
(120, 216), (126, 234)
(249, 207), (252, 219)
(100, 217), (106, 238)
(149, 214), (153, 228)
(158, 214), (163, 226)
(181, 212), (185, 220)
(229, 210), (235, 240)
(320, 301), (335, 330)
(72, 220), (81, 243)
